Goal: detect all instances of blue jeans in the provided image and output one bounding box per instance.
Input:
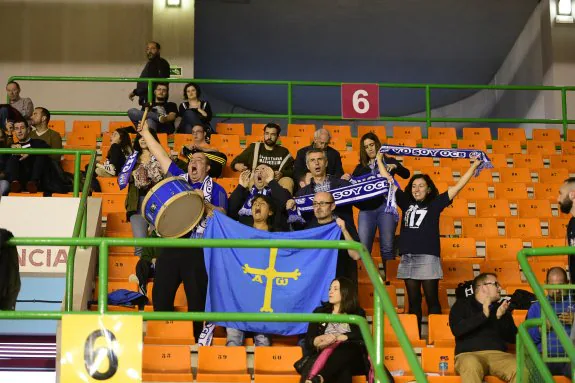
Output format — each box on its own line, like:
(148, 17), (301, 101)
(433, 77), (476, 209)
(127, 108), (175, 134)
(357, 204), (397, 260)
(226, 327), (271, 346)
(0, 180), (9, 196)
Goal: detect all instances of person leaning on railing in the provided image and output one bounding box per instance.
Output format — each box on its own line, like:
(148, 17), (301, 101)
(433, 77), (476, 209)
(297, 277), (394, 383)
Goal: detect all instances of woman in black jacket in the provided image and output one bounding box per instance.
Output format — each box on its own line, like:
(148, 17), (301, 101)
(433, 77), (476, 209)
(352, 132), (410, 273)
(178, 82), (213, 135)
(300, 277), (394, 383)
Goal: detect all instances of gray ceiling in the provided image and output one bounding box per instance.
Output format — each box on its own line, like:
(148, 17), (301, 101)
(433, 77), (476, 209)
(195, 0), (539, 117)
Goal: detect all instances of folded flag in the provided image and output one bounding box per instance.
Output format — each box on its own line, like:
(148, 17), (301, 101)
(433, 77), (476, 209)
(204, 211), (341, 335)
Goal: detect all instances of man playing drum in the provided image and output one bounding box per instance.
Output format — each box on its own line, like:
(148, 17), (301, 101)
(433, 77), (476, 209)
(138, 120), (228, 342)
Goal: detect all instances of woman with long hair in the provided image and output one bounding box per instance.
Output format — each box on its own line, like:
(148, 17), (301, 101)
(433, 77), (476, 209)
(125, 130), (163, 257)
(96, 129), (133, 177)
(178, 82), (213, 136)
(299, 277), (394, 383)
(378, 152), (480, 333)
(352, 132), (410, 273)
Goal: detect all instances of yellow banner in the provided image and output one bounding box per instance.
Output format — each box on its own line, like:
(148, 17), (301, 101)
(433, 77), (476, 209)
(60, 315), (142, 382)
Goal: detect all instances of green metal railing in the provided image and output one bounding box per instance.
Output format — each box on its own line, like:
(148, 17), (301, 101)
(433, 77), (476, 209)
(7, 76), (575, 139)
(0, 148), (97, 311)
(1, 237), (428, 383)
(517, 247), (575, 382)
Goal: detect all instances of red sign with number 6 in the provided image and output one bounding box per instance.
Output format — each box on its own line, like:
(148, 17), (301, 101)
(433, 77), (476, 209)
(341, 83), (380, 119)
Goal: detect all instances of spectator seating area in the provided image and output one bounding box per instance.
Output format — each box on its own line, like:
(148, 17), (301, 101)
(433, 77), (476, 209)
(34, 120), (574, 382)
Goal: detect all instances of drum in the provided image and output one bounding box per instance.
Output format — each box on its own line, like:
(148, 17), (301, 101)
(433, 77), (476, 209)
(141, 177), (205, 238)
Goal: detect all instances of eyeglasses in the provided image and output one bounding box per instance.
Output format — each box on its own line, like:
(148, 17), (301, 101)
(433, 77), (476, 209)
(482, 281), (500, 288)
(312, 201), (333, 208)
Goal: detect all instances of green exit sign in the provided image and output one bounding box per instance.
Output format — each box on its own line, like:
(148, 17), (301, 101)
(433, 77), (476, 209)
(170, 66), (182, 77)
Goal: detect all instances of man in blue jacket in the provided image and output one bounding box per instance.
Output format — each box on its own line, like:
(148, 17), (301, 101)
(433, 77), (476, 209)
(526, 266), (572, 377)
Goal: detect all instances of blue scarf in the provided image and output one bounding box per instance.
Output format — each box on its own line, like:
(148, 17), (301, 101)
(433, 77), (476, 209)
(117, 150), (139, 190)
(238, 185), (271, 217)
(378, 145), (493, 176)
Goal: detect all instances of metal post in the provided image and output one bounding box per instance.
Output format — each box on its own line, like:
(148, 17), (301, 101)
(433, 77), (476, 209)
(425, 85), (431, 128)
(287, 82), (293, 124)
(64, 247), (75, 312)
(147, 80), (153, 106)
(562, 88), (568, 141)
(73, 153), (81, 197)
(98, 241), (109, 315)
(373, 294), (384, 383)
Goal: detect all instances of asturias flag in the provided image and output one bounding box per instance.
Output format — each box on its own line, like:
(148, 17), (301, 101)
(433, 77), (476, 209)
(203, 211), (341, 335)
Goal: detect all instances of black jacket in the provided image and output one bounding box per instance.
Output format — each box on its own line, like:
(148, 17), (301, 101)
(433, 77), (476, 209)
(228, 180), (291, 231)
(294, 145), (344, 184)
(449, 296), (517, 355)
(133, 56), (171, 104)
(0, 229), (20, 310)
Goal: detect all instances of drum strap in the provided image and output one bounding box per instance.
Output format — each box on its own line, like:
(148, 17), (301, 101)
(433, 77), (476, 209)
(277, 153), (291, 173)
(252, 142), (261, 172)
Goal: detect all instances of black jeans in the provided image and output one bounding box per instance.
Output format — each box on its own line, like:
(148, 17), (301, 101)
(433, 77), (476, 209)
(6, 155), (46, 186)
(152, 247), (208, 341)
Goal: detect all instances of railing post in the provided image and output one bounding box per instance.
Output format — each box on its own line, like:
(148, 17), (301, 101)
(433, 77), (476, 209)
(516, 332), (524, 382)
(287, 82), (293, 124)
(425, 85), (431, 129)
(98, 241), (109, 315)
(73, 153), (81, 197)
(147, 80), (153, 106)
(64, 245), (75, 312)
(562, 88), (568, 141)
(373, 294), (384, 383)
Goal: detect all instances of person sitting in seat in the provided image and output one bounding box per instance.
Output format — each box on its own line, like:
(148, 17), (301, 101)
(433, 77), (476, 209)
(228, 164), (291, 231)
(30, 107), (62, 162)
(96, 129), (133, 177)
(128, 83), (178, 134)
(6, 81), (34, 122)
(178, 82), (213, 137)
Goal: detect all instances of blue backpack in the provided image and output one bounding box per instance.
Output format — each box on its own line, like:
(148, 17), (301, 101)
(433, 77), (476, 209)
(108, 289), (148, 307)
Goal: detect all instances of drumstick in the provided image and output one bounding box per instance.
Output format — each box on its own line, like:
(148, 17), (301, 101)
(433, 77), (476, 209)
(138, 105), (151, 132)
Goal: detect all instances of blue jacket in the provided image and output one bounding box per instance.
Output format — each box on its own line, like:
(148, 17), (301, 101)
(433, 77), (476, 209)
(526, 297), (574, 356)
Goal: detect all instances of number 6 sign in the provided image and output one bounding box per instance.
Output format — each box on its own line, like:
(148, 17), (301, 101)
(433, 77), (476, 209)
(341, 83), (380, 119)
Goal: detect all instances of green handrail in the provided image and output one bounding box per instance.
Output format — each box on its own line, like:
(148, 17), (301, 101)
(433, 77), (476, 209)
(516, 318), (556, 382)
(3, 236), (429, 383)
(7, 75), (574, 139)
(0, 148), (97, 311)
(517, 246), (575, 381)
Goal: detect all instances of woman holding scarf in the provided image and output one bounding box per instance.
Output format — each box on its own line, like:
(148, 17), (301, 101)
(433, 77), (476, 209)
(378, 152), (480, 334)
(352, 133), (410, 274)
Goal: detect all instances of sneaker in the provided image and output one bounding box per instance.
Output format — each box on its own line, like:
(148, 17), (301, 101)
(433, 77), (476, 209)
(26, 181), (38, 194)
(10, 181), (21, 193)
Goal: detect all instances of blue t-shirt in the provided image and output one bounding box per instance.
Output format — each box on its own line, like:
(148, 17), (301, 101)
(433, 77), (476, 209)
(167, 162), (228, 212)
(526, 297), (574, 356)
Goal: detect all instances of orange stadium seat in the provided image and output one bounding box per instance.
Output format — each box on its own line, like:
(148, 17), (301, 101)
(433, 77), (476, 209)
(428, 127), (457, 143)
(173, 134), (194, 153)
(489, 153), (509, 169)
(456, 139), (487, 151)
(329, 135), (348, 151)
(562, 141), (575, 155)
(496, 167), (531, 183)
(548, 154), (575, 172)
(244, 134), (262, 147)
(47, 120), (66, 137)
(421, 347), (457, 376)
(196, 346), (250, 382)
(384, 347), (413, 376)
(421, 138), (451, 149)
(532, 128), (561, 143)
(527, 140), (556, 156)
(491, 140), (522, 155)
(481, 261), (523, 286)
(420, 167), (453, 183)
(440, 216), (456, 236)
(505, 217), (542, 238)
(218, 178), (239, 196)
(211, 134), (241, 149)
(401, 156), (434, 169)
(250, 123), (266, 132)
(142, 344), (193, 382)
(442, 260), (476, 286)
(253, 347), (302, 383)
(145, 321), (195, 345)
(216, 123), (245, 136)
(393, 126), (422, 140)
(65, 132), (98, 149)
(442, 198), (469, 218)
(531, 183), (561, 202)
(383, 314), (425, 347)
(107, 255), (138, 280)
(512, 154), (544, 169)
(72, 120), (102, 136)
(440, 237), (477, 259)
(462, 127), (491, 141)
(280, 136), (307, 156)
(484, 238), (524, 262)
(91, 192), (126, 216)
(287, 124), (315, 140)
(547, 217), (570, 239)
(458, 182), (489, 200)
(494, 182), (529, 200)
(427, 314), (455, 347)
(461, 217), (499, 239)
(516, 199), (552, 218)
(455, 166), (492, 183)
(357, 125), (386, 140)
(97, 177), (125, 193)
(567, 129), (575, 142)
(537, 168), (569, 185)
(498, 127), (526, 144)
(358, 284), (397, 315)
(323, 124), (352, 140)
(106, 212), (132, 233)
(108, 120), (134, 132)
(386, 137), (417, 147)
(475, 199), (511, 218)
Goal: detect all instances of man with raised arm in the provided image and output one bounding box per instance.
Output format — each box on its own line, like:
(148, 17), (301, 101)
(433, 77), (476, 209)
(138, 120), (227, 342)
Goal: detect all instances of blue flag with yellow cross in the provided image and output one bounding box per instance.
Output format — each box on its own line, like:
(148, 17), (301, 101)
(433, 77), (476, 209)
(203, 211), (340, 335)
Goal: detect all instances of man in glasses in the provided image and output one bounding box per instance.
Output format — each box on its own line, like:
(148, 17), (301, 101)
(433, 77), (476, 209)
(526, 267), (572, 377)
(449, 273), (518, 383)
(557, 178), (575, 282)
(298, 191), (360, 283)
